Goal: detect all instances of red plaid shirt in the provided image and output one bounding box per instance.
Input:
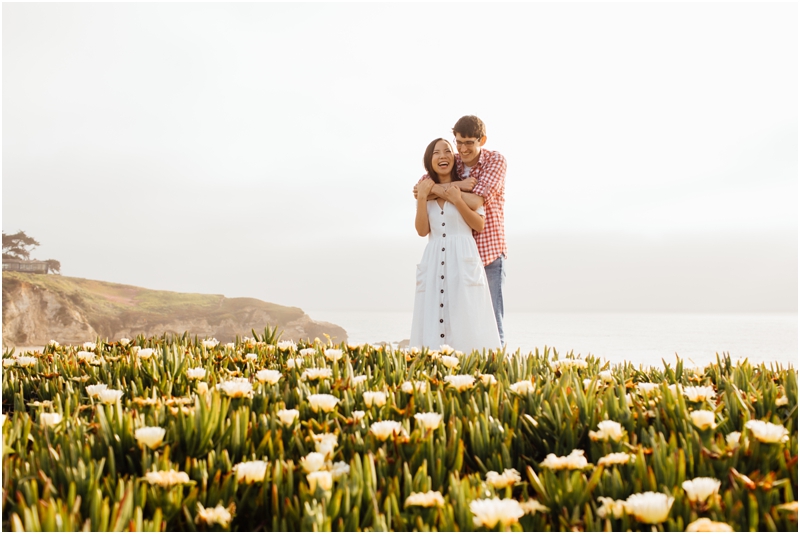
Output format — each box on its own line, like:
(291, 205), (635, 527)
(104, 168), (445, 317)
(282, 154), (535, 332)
(416, 149), (507, 266)
(457, 149), (507, 266)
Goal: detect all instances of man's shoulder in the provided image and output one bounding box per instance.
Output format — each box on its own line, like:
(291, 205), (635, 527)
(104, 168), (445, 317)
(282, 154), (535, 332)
(480, 148), (506, 165)
(416, 173), (431, 183)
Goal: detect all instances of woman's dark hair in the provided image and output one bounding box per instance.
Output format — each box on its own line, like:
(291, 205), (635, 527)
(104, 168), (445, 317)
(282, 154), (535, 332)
(423, 138), (461, 184)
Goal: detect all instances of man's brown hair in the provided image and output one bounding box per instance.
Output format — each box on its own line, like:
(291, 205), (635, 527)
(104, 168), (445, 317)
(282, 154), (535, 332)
(452, 115), (486, 139)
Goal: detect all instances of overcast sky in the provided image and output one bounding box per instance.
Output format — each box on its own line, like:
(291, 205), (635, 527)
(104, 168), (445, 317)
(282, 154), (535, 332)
(2, 2), (797, 313)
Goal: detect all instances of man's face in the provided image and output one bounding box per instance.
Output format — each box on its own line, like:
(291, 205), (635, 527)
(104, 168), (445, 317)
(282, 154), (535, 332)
(454, 132), (486, 167)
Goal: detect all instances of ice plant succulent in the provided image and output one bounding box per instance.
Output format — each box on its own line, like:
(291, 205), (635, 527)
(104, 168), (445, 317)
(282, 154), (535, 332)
(469, 498), (525, 529)
(216, 379), (253, 398)
(444, 374), (475, 392)
(186, 367), (206, 380)
(625, 492), (674, 524)
(685, 518), (734, 532)
(234, 460), (268, 483)
(40, 413), (62, 427)
(682, 477), (721, 503)
(597, 452), (633, 467)
(196, 503), (234, 529)
(370, 421), (403, 441)
(509, 380), (535, 395)
(300, 452), (327, 473)
(144, 470), (191, 488)
(255, 369), (282, 384)
(308, 394), (339, 413)
(277, 409), (299, 426)
(97, 389), (124, 404)
(485, 468), (521, 489)
(363, 391), (387, 408)
(690, 410), (717, 430)
(596, 496), (628, 519)
(745, 420), (790, 443)
(324, 348), (343, 362)
(405, 491), (445, 508)
(540, 449), (588, 470)
(414, 412), (442, 431)
(589, 420), (625, 442)
(135, 426), (166, 449)
(307, 470), (333, 492)
(440, 355), (460, 369)
(301, 368), (333, 381)
(683, 385), (716, 402)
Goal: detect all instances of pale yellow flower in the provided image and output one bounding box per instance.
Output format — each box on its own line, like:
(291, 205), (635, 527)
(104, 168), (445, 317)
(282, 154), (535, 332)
(186, 367), (206, 380)
(725, 431), (741, 448)
(351, 375), (368, 386)
(286, 357), (304, 368)
(775, 395), (789, 407)
(440, 355), (460, 369)
(685, 518), (734, 532)
(625, 492), (674, 524)
(313, 433), (338, 457)
(83, 342), (96, 351)
(777, 501), (798, 513)
(300, 452), (327, 473)
(401, 381), (427, 393)
(201, 338), (219, 349)
(479, 373), (498, 386)
(235, 460), (268, 483)
(244, 353), (258, 362)
(470, 498), (525, 528)
(745, 420), (789, 443)
(330, 461), (350, 479)
(444, 375), (475, 392)
(15, 356), (37, 367)
(299, 348), (316, 357)
(48, 340), (60, 347)
(370, 420), (403, 441)
(277, 409), (299, 426)
(97, 389), (124, 404)
(690, 410), (717, 430)
(414, 412), (443, 431)
(554, 358), (588, 370)
(597, 452), (633, 467)
(135, 426), (166, 449)
(307, 470), (333, 492)
(196, 503), (234, 528)
(509, 380), (535, 395)
(324, 348), (343, 362)
(144, 469), (191, 488)
(255, 369), (282, 384)
(351, 410), (366, 422)
(405, 491), (445, 508)
(136, 348), (155, 359)
(540, 449), (588, 470)
(636, 382), (660, 395)
(589, 420), (625, 442)
(485, 468), (521, 489)
(301, 368), (333, 381)
(118, 338), (131, 346)
(40, 413), (62, 427)
(682, 477), (721, 503)
(85, 384), (108, 398)
(596, 496), (627, 519)
(308, 394), (339, 413)
(196, 381), (209, 395)
(598, 370), (614, 383)
(277, 341), (297, 351)
(2, 358), (15, 368)
(216, 379), (253, 398)
(439, 344), (455, 355)
(520, 499), (550, 515)
(363, 391), (387, 408)
(683, 386), (716, 402)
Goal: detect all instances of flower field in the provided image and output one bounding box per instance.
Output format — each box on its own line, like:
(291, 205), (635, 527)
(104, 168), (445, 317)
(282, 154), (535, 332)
(1, 329), (797, 531)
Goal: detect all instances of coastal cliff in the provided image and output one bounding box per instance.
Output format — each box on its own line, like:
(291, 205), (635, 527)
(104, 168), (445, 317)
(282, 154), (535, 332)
(1, 272), (347, 347)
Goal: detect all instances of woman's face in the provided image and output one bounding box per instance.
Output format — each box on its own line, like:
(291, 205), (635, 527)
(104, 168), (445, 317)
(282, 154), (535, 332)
(430, 140), (455, 177)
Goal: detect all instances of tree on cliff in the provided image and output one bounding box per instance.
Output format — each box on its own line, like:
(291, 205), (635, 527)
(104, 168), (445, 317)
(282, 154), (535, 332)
(2, 231), (61, 274)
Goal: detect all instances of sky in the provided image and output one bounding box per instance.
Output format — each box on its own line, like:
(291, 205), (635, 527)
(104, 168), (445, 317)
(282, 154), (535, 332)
(2, 2), (797, 314)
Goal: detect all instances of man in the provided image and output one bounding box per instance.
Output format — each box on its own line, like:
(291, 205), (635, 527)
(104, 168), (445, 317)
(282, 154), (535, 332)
(415, 115), (507, 345)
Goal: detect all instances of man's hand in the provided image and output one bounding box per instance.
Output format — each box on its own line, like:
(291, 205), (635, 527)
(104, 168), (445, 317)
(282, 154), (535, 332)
(458, 177), (477, 192)
(441, 184), (463, 204)
(417, 178), (435, 199)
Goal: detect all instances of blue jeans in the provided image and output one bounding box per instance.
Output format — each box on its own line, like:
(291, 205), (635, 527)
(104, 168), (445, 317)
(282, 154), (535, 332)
(484, 255), (506, 346)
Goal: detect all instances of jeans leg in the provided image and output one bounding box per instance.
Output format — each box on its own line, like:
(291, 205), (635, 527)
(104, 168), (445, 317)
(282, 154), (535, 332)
(484, 255), (506, 346)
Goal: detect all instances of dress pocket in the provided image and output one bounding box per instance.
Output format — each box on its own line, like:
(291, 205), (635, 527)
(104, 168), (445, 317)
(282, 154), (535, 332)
(462, 257), (485, 286)
(415, 264), (426, 293)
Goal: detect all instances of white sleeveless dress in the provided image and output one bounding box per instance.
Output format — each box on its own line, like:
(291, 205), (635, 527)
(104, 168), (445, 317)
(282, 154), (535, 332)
(409, 200), (501, 353)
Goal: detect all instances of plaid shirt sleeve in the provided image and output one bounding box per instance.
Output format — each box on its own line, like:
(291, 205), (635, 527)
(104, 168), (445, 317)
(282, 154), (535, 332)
(471, 152), (507, 200)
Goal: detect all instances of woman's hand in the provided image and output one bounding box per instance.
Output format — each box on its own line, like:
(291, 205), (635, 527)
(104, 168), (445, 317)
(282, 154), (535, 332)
(417, 178), (435, 199)
(441, 184), (462, 204)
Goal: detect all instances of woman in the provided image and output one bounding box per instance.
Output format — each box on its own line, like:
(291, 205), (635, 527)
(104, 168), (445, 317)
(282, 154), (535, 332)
(409, 138), (501, 353)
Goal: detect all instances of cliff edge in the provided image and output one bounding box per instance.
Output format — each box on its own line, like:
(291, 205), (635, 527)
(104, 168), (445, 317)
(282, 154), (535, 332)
(2, 272), (347, 347)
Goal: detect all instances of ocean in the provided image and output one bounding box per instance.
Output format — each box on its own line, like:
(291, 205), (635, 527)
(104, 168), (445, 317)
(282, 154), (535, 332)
(306, 310), (798, 369)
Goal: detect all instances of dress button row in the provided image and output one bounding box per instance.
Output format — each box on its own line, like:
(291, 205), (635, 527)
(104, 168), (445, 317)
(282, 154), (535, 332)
(439, 319), (443, 323)
(440, 275), (444, 279)
(440, 303), (443, 308)
(442, 247), (445, 252)
(440, 289), (444, 294)
(442, 234), (446, 237)
(440, 334), (445, 338)
(442, 222), (445, 226)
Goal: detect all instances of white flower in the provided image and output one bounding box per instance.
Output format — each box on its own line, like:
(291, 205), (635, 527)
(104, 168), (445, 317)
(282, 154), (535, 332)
(301, 368), (333, 381)
(255, 369), (282, 385)
(145, 469), (191, 488)
(625, 491), (674, 524)
(300, 451), (327, 473)
(2, 359), (15, 368)
(307, 470), (333, 492)
(137, 348), (155, 359)
(313, 433), (338, 457)
(597, 452), (633, 467)
(277, 341), (297, 351)
(775, 395), (789, 407)
(444, 375), (475, 392)
(667, 384), (682, 398)
(186, 367), (206, 380)
(196, 381), (209, 395)
(540, 449), (588, 470)
(216, 379), (253, 398)
(97, 389), (124, 404)
(196, 503), (233, 528)
(439, 344), (455, 355)
(201, 338), (219, 349)
(479, 374), (497, 386)
(414, 412), (442, 431)
(40, 413), (62, 427)
(225, 342), (235, 350)
(598, 370), (614, 383)
(685, 518), (734, 532)
(330, 461), (350, 480)
(520, 499), (550, 515)
(682, 477), (721, 503)
(135, 426), (166, 449)
(636, 382), (660, 395)
(726, 431), (742, 447)
(244, 353), (258, 362)
(485, 468), (521, 489)
(48, 340), (60, 347)
(299, 348), (316, 357)
(351, 375), (368, 386)
(589, 420), (625, 442)
(408, 346), (421, 355)
(277, 409), (299, 426)
(83, 342), (96, 351)
(405, 491), (445, 508)
(470, 498), (525, 529)
(596, 496), (627, 519)
(235, 460), (268, 483)
(440, 355), (460, 369)
(683, 386), (716, 402)
(15, 356), (37, 367)
(351, 410), (366, 422)
(690, 410), (717, 430)
(509, 380), (535, 395)
(286, 357), (304, 368)
(363, 391), (387, 408)
(554, 358), (588, 370)
(308, 394), (339, 413)
(370, 420), (403, 441)
(118, 338), (130, 346)
(401, 381), (427, 393)
(745, 420), (789, 443)
(85, 384), (108, 398)
(324, 348), (343, 362)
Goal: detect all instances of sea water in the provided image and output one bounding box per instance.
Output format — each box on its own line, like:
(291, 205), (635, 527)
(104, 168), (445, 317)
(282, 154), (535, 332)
(306, 310), (797, 369)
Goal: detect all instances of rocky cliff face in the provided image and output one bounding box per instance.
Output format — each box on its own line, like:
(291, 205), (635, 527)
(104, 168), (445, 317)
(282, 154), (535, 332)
(2, 273), (347, 347)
